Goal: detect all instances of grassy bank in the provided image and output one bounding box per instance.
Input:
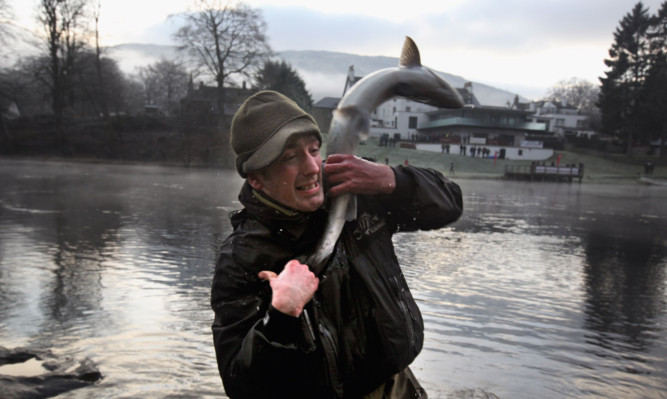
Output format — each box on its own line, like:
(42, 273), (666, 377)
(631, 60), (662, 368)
(351, 137), (666, 184)
(3, 132), (665, 185)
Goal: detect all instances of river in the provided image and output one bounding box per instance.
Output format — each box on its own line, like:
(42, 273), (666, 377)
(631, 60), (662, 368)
(0, 158), (665, 398)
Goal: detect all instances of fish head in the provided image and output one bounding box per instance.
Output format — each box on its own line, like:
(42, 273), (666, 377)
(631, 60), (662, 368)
(327, 106), (370, 155)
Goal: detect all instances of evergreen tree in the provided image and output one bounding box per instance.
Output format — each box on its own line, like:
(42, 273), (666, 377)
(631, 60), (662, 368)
(253, 60), (313, 112)
(642, 1), (667, 158)
(598, 2), (651, 154)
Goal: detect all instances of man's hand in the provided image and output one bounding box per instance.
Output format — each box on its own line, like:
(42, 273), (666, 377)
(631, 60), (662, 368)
(324, 154), (396, 197)
(258, 260), (319, 317)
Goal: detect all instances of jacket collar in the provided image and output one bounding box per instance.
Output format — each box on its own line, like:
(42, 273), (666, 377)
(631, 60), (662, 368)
(236, 182), (327, 243)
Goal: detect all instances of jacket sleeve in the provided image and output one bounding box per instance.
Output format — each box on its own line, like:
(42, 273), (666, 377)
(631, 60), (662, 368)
(382, 165), (463, 232)
(211, 236), (319, 398)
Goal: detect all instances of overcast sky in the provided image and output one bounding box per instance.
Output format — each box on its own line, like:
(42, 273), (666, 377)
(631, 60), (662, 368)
(7, 0), (666, 99)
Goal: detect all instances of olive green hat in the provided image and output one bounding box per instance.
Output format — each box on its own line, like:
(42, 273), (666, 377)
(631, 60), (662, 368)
(231, 90), (322, 177)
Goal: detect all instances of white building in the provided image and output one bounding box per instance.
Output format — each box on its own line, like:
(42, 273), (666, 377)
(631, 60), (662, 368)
(522, 100), (596, 138)
(312, 66), (596, 160)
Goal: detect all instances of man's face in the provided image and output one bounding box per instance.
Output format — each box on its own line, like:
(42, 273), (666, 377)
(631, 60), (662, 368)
(248, 134), (324, 213)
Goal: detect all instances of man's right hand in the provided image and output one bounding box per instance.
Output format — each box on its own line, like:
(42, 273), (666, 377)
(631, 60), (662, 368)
(258, 260), (319, 317)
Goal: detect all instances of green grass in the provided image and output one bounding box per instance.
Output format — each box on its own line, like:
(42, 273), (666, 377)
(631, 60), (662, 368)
(325, 136), (666, 184)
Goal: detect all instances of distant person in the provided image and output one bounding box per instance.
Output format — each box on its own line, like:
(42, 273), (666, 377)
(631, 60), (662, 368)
(404, 159), (409, 165)
(449, 162), (455, 176)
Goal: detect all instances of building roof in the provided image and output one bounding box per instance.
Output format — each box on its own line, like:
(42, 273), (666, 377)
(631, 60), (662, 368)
(313, 97), (340, 109)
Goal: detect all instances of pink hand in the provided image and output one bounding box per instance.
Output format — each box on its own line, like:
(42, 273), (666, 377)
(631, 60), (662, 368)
(258, 260), (319, 317)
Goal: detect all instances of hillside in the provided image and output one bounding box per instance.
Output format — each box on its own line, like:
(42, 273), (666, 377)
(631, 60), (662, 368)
(107, 43), (529, 106)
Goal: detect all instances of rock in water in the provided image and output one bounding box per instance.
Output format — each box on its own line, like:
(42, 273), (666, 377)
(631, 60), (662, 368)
(0, 346), (102, 398)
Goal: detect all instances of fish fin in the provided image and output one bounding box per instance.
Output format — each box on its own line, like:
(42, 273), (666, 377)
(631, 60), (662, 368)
(345, 195), (357, 222)
(399, 36), (421, 69)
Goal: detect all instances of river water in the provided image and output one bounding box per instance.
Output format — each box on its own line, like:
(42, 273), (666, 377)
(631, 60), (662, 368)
(0, 158), (665, 399)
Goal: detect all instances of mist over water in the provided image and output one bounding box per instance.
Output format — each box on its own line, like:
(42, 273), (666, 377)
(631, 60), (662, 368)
(0, 159), (665, 398)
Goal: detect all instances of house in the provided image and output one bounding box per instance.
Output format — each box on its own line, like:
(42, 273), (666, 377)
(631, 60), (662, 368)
(312, 68), (562, 159)
(311, 97), (339, 133)
(517, 100), (595, 139)
(420, 104), (548, 148)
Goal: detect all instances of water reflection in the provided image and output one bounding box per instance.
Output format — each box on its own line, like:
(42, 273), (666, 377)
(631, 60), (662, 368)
(582, 228), (665, 353)
(0, 159), (244, 397)
(400, 180), (667, 399)
(0, 160), (665, 399)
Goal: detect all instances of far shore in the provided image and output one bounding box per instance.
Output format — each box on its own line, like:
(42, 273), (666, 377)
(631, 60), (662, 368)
(2, 139), (665, 186)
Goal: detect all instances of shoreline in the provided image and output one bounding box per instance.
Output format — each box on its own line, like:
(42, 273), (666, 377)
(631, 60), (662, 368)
(1, 153), (664, 186)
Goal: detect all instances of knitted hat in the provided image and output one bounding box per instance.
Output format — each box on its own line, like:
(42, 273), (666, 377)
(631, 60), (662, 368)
(231, 91), (322, 177)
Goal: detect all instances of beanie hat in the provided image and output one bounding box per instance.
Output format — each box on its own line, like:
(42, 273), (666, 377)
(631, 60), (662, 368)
(231, 90), (322, 177)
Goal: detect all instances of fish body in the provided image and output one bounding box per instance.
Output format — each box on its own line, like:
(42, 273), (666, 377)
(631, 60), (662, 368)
(306, 36), (464, 270)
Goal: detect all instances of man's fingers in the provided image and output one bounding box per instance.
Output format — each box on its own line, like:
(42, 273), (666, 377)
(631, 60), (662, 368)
(258, 270), (278, 281)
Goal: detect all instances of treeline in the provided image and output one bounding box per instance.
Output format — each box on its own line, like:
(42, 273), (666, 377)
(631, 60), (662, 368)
(599, 1), (667, 156)
(0, 0), (312, 164)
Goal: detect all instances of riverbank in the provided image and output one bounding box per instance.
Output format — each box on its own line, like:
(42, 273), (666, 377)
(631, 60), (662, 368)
(354, 138), (666, 184)
(2, 138), (665, 185)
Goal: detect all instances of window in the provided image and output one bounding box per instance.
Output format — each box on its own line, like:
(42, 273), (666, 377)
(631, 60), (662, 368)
(408, 117), (418, 129)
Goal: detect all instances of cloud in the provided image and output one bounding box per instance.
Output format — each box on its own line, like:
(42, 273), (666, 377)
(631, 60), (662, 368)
(260, 6), (412, 54)
(254, 0), (664, 100)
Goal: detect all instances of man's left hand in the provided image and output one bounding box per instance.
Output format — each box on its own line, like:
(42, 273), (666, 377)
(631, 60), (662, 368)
(324, 154), (396, 197)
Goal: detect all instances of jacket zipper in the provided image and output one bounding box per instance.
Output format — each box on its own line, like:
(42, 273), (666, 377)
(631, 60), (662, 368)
(312, 300), (343, 397)
(392, 276), (416, 350)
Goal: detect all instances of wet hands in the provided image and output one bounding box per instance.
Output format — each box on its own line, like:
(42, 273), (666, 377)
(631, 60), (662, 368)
(324, 154), (396, 197)
(258, 260), (319, 317)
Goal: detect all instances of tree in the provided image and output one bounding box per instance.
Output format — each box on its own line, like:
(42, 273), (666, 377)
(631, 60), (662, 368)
(91, 0), (109, 120)
(173, 0), (271, 125)
(138, 59), (190, 116)
(0, 0), (13, 44)
(545, 78), (599, 113)
(642, 1), (667, 158)
(598, 2), (652, 154)
(38, 0), (89, 144)
(1, 57), (52, 117)
(545, 77), (601, 133)
(70, 49), (130, 117)
(253, 60), (313, 112)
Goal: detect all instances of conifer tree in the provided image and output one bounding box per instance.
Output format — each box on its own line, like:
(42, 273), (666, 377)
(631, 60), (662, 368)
(598, 2), (651, 154)
(253, 60), (313, 112)
(642, 1), (667, 158)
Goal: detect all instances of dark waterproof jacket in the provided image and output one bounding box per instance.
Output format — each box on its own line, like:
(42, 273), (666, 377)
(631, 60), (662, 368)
(211, 165), (463, 398)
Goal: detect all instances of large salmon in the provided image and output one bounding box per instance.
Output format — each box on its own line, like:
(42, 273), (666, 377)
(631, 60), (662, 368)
(306, 36), (464, 270)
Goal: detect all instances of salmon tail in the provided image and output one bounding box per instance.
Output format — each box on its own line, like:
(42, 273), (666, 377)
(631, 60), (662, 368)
(399, 36), (421, 68)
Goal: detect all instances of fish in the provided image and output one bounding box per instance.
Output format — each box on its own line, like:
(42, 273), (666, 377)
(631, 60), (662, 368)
(305, 36), (464, 271)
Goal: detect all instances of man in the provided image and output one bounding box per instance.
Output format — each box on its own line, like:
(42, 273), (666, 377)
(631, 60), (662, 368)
(211, 91), (463, 398)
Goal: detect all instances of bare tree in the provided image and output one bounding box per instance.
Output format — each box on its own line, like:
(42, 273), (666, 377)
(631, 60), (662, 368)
(173, 0), (271, 123)
(0, 0), (13, 44)
(91, 0), (109, 120)
(139, 58), (189, 116)
(545, 77), (600, 112)
(38, 0), (88, 144)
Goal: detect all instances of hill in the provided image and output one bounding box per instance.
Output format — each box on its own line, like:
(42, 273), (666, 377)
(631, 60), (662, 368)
(107, 43), (528, 107)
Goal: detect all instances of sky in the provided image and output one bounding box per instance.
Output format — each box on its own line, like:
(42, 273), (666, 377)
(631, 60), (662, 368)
(5, 0), (666, 100)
